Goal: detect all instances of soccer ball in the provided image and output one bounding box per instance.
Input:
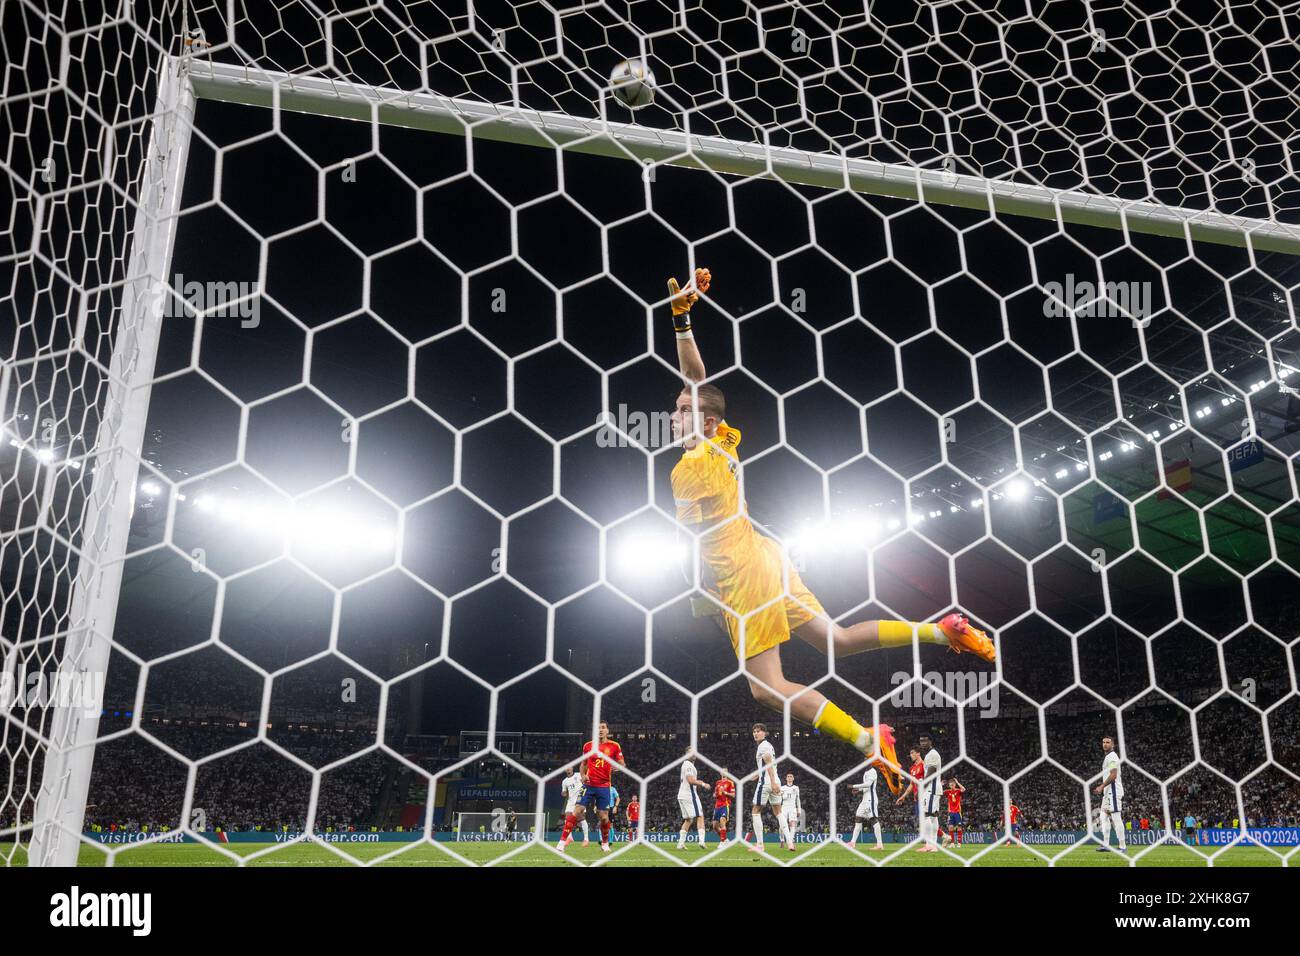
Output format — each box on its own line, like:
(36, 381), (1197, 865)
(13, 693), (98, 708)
(609, 59), (655, 109)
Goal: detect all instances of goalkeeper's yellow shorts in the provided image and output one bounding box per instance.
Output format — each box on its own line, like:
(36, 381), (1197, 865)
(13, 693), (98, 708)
(700, 535), (825, 660)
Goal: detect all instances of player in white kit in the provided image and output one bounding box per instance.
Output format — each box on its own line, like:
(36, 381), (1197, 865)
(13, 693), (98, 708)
(676, 751), (710, 849)
(558, 765), (590, 848)
(747, 722), (792, 854)
(779, 772), (802, 852)
(558, 765), (589, 848)
(848, 765), (885, 850)
(917, 734), (943, 853)
(1092, 735), (1126, 853)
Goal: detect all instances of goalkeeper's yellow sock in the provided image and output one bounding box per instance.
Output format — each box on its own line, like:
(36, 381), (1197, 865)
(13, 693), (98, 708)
(813, 701), (872, 753)
(877, 619), (946, 647)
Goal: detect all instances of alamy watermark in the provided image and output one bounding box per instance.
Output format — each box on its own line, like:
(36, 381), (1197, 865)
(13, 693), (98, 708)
(146, 274), (260, 327)
(49, 886), (151, 936)
(596, 404), (673, 448)
(890, 670), (999, 718)
(1, 668), (105, 718)
(1043, 274), (1152, 327)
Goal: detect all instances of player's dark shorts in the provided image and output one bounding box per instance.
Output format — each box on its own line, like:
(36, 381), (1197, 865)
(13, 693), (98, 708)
(1011, 823), (1022, 837)
(714, 805), (729, 820)
(579, 785), (615, 811)
(948, 812), (962, 826)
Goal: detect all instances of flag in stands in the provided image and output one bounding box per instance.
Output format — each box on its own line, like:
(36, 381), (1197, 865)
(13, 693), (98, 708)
(1156, 459), (1192, 500)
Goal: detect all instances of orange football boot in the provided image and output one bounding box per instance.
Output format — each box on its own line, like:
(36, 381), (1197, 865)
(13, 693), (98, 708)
(869, 723), (901, 795)
(938, 613), (996, 663)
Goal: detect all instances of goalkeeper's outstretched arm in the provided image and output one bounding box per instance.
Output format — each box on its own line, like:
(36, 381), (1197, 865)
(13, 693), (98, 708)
(667, 267), (711, 383)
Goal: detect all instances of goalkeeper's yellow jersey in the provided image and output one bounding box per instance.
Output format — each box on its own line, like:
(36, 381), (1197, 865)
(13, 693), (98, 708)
(670, 422), (759, 583)
(670, 421), (825, 659)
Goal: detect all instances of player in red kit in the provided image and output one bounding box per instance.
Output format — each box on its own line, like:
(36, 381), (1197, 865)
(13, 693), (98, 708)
(1004, 802), (1022, 846)
(713, 769), (736, 843)
(895, 749), (926, 805)
(895, 748), (927, 851)
(943, 778), (966, 846)
(626, 794), (640, 841)
(559, 721), (625, 854)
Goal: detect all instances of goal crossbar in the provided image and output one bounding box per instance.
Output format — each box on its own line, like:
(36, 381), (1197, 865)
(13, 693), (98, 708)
(189, 59), (1300, 256)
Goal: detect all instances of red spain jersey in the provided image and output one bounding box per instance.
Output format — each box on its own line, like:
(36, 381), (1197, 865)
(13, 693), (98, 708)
(714, 779), (735, 809)
(945, 788), (962, 813)
(627, 800), (640, 822)
(1009, 804), (1020, 824)
(909, 760), (924, 792)
(581, 739), (623, 787)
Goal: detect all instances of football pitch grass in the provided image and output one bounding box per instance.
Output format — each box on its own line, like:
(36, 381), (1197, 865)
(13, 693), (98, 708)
(6, 840), (1288, 867)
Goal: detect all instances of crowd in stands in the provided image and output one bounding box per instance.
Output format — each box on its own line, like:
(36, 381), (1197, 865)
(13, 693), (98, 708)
(3, 598), (1297, 837)
(76, 724), (390, 833)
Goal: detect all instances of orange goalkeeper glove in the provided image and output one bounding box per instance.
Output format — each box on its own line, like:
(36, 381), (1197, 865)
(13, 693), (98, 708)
(667, 267), (711, 333)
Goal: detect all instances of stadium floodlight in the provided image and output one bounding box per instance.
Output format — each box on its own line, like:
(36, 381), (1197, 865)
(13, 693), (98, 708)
(787, 517), (879, 556)
(186, 494), (396, 556)
(836, 518), (878, 549)
(1005, 480), (1029, 502)
(139, 480), (163, 496)
(295, 510), (395, 556)
(617, 534), (688, 574)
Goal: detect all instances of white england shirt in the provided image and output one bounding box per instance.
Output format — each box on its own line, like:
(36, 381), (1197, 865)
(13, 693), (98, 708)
(859, 767), (878, 815)
(922, 749), (943, 812)
(1102, 751), (1123, 796)
(780, 784), (801, 815)
(678, 760), (698, 800)
(562, 772), (584, 810)
(756, 739), (777, 794)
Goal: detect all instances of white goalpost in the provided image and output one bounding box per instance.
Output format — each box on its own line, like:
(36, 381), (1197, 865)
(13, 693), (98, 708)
(25, 54), (199, 867)
(4, 1), (1299, 869)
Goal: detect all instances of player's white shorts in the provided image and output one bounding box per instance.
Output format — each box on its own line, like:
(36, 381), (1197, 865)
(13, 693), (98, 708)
(1102, 784), (1123, 813)
(783, 808), (799, 829)
(565, 800), (578, 814)
(752, 785), (782, 808)
(855, 796), (878, 819)
(678, 790), (704, 819)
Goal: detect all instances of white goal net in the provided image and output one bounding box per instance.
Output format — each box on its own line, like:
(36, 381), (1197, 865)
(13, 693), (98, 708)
(2, 0), (1299, 868)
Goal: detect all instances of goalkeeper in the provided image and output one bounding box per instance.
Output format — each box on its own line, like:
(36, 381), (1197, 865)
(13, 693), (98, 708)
(666, 267), (995, 792)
